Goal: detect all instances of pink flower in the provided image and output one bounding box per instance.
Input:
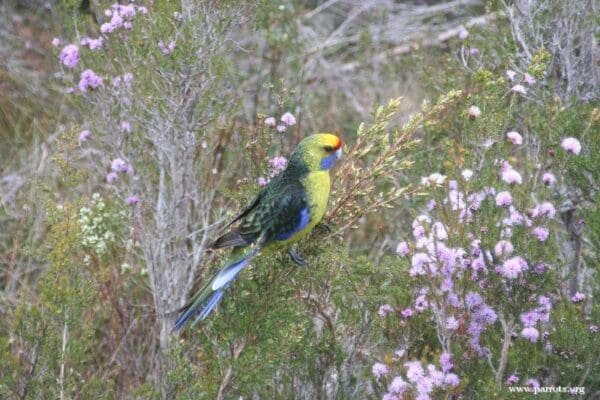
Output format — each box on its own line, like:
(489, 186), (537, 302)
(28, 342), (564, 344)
(280, 112), (296, 126)
(427, 199), (436, 210)
(113, 73), (134, 89)
(511, 84), (527, 95)
(494, 240), (514, 256)
(111, 158), (127, 172)
(158, 41), (167, 54)
(589, 325), (598, 334)
(120, 4), (136, 18)
(269, 156), (288, 171)
(469, 47), (479, 56)
(100, 22), (115, 34)
(78, 69), (103, 92)
(276, 124), (287, 133)
(445, 373), (460, 387)
(257, 177), (267, 186)
(446, 316), (459, 330)
(457, 27), (469, 40)
(524, 73), (536, 85)
(158, 40), (176, 55)
(506, 131), (523, 145)
(439, 352), (453, 373)
(525, 379), (540, 388)
(521, 327), (539, 342)
(506, 374), (519, 385)
(465, 292), (483, 309)
(495, 191), (513, 206)
(414, 294), (429, 312)
(561, 137), (581, 154)
(505, 70), (517, 81)
(501, 169), (522, 185)
(106, 172), (118, 183)
(537, 202), (556, 218)
(520, 310), (540, 327)
(498, 256), (527, 279)
(542, 172), (556, 186)
(123, 72), (133, 87)
(378, 304), (394, 317)
(59, 44), (80, 68)
(532, 227), (549, 242)
(110, 13), (124, 30)
(396, 241), (409, 256)
(410, 253), (430, 276)
(405, 361), (425, 383)
(78, 129), (91, 142)
(120, 121), (132, 133)
(388, 376), (408, 394)
(51, 37), (62, 47)
(264, 117), (276, 127)
(81, 37), (104, 50)
(372, 362), (389, 378)
(570, 292), (586, 303)
(467, 105), (481, 120)
(126, 195), (140, 205)
(401, 308), (413, 318)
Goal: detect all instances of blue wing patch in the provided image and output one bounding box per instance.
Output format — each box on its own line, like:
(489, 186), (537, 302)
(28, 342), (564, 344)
(276, 207), (311, 240)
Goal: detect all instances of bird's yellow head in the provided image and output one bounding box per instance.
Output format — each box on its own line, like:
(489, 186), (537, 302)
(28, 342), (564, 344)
(289, 133), (343, 173)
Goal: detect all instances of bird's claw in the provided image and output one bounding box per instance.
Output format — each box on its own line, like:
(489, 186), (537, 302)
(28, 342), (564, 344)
(317, 222), (332, 234)
(289, 248), (307, 266)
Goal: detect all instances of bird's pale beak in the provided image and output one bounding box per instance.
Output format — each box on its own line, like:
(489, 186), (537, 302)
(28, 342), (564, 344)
(335, 147), (343, 159)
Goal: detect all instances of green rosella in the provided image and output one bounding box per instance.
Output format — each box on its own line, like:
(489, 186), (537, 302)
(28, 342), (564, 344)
(174, 133), (343, 331)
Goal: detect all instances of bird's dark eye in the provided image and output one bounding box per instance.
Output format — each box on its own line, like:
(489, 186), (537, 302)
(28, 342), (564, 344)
(323, 145), (334, 152)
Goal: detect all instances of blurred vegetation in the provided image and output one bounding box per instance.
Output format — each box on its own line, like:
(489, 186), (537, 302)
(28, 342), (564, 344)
(0, 0), (598, 399)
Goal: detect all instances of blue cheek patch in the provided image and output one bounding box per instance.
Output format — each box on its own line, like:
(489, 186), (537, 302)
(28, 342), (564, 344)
(276, 207), (311, 240)
(320, 153), (337, 170)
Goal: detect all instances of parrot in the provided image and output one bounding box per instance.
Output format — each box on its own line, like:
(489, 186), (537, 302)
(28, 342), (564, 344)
(173, 133), (343, 331)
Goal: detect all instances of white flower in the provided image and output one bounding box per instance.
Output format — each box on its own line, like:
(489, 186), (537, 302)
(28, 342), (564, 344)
(421, 173), (446, 187)
(461, 169), (474, 181)
(506, 131), (523, 145)
(511, 84), (527, 95)
(468, 105), (481, 120)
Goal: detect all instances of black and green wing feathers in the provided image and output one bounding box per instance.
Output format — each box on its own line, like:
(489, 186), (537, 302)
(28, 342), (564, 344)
(212, 177), (309, 249)
(174, 178), (310, 330)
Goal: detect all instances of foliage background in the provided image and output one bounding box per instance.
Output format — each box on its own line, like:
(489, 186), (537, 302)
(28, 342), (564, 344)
(0, 0), (598, 399)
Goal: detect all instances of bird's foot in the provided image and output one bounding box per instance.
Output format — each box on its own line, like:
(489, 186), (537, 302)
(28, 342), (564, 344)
(289, 248), (307, 266)
(316, 222), (332, 234)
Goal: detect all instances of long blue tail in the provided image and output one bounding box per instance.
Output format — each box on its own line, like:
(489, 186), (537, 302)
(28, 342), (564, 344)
(173, 249), (258, 332)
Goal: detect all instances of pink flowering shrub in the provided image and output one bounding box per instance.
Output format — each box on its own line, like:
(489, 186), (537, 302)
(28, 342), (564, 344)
(375, 156), (559, 398)
(372, 56), (599, 397)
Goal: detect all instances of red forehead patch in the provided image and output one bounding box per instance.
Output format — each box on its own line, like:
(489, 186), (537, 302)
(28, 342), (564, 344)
(333, 137), (343, 150)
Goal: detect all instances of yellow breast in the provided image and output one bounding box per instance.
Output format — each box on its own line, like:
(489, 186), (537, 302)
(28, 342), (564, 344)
(301, 170), (331, 231)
